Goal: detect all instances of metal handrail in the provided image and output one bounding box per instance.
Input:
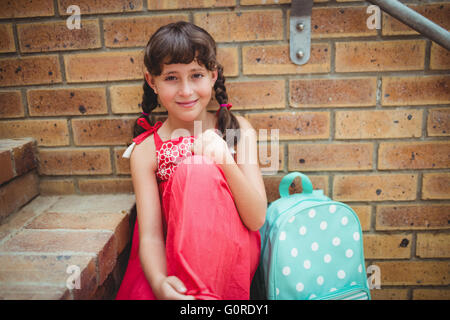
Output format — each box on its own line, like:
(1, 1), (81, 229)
(367, 0), (450, 50)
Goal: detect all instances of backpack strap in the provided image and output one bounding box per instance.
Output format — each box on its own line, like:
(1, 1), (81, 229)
(279, 172), (313, 198)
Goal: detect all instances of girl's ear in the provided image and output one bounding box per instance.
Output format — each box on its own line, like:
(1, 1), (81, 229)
(145, 71), (158, 94)
(211, 69), (218, 87)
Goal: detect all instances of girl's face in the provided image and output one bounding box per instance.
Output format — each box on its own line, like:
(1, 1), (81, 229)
(145, 60), (218, 122)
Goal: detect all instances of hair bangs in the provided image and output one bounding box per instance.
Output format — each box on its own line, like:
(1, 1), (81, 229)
(145, 21), (217, 76)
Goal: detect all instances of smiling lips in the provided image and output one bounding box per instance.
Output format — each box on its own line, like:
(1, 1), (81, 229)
(176, 99), (198, 108)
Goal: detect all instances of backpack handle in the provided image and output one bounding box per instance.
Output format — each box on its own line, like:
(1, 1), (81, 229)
(279, 172), (313, 198)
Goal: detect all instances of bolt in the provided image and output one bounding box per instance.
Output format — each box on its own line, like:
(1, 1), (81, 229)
(296, 23), (304, 32)
(296, 50), (304, 59)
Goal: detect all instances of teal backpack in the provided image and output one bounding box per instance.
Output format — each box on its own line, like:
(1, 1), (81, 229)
(258, 172), (371, 300)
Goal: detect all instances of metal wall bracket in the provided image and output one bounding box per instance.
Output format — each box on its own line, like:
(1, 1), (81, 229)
(290, 0), (314, 65)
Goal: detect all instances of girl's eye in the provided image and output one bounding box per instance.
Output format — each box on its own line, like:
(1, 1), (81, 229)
(193, 73), (204, 79)
(164, 76), (177, 81)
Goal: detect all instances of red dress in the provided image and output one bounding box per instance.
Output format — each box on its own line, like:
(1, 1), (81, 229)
(115, 120), (261, 300)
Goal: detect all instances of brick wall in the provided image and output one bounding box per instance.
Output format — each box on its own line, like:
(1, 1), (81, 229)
(0, 0), (449, 300)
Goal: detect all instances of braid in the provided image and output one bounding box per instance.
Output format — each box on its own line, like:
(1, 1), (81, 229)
(133, 79), (159, 138)
(214, 64), (240, 148)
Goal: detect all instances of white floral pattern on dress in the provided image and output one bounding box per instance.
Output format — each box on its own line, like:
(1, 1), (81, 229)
(156, 137), (195, 181)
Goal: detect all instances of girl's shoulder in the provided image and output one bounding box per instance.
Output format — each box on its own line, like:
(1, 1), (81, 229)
(130, 133), (158, 172)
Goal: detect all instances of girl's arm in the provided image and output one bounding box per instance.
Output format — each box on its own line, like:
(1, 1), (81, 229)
(130, 139), (194, 300)
(218, 116), (268, 231)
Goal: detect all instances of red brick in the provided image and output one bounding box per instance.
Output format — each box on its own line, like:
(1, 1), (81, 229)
(0, 171), (39, 222)
(0, 0), (54, 19)
(11, 138), (37, 176)
(413, 289), (450, 300)
(0, 56), (62, 87)
(335, 40), (426, 72)
(110, 85), (165, 115)
(422, 173), (450, 200)
(218, 47), (239, 77)
(0, 195), (59, 242)
(0, 120), (69, 146)
(33, 194), (133, 254)
(194, 10), (283, 42)
(149, 0), (235, 9)
(288, 143), (373, 171)
(363, 234), (412, 259)
(26, 211), (126, 231)
(374, 261), (449, 286)
(382, 75), (450, 106)
(257, 143), (284, 174)
(242, 0), (325, 4)
(0, 254), (95, 285)
(0, 91), (24, 119)
(378, 141), (450, 170)
(333, 174), (418, 202)
(18, 20), (100, 53)
(1, 229), (104, 255)
(64, 51), (143, 83)
(104, 15), (188, 48)
(290, 77), (377, 108)
(39, 179), (76, 195)
(352, 206), (371, 231)
(416, 233), (450, 258)
(382, 3), (450, 36)
(114, 147), (130, 174)
(263, 175), (328, 203)
(72, 118), (135, 146)
(241, 0), (289, 4)
(78, 178), (133, 194)
(309, 6), (377, 38)
(28, 87), (107, 117)
(245, 111), (330, 140)
(376, 204), (450, 230)
(427, 108), (450, 137)
(0, 149), (14, 185)
(58, 0), (143, 15)
(41, 194), (135, 214)
(225, 80), (285, 110)
(370, 289), (408, 300)
(0, 24), (15, 53)
(0, 283), (69, 300)
(335, 110), (422, 139)
(0, 229), (117, 285)
(0, 138), (36, 180)
(430, 43), (450, 70)
(243, 43), (330, 75)
(38, 148), (112, 176)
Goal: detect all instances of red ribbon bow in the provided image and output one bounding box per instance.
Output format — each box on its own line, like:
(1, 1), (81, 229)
(216, 103), (232, 116)
(132, 118), (162, 145)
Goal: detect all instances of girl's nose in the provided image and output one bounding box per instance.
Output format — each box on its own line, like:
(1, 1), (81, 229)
(178, 80), (194, 97)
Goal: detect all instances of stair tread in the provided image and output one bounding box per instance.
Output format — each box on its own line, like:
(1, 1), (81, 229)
(0, 194), (135, 300)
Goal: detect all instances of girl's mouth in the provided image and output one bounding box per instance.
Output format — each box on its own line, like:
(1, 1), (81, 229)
(176, 99), (198, 108)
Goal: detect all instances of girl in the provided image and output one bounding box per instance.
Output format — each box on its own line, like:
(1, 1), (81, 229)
(116, 21), (267, 300)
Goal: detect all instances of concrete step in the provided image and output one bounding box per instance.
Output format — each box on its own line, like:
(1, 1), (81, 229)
(0, 138), (39, 224)
(0, 194), (136, 300)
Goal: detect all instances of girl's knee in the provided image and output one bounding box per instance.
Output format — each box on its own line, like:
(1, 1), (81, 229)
(177, 155), (223, 178)
(170, 155), (230, 195)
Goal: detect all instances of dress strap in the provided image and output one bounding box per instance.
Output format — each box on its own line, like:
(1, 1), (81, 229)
(152, 123), (164, 149)
(122, 119), (163, 158)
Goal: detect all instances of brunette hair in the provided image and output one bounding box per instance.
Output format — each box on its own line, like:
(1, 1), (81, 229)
(133, 21), (240, 146)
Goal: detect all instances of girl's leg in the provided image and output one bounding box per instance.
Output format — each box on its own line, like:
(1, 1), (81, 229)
(162, 155), (260, 300)
(115, 218), (156, 300)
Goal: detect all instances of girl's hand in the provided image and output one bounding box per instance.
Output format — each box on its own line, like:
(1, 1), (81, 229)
(154, 276), (195, 300)
(191, 129), (234, 165)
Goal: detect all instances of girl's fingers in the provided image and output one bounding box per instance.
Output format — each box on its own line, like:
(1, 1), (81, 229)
(166, 276), (187, 294)
(165, 276), (196, 300)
